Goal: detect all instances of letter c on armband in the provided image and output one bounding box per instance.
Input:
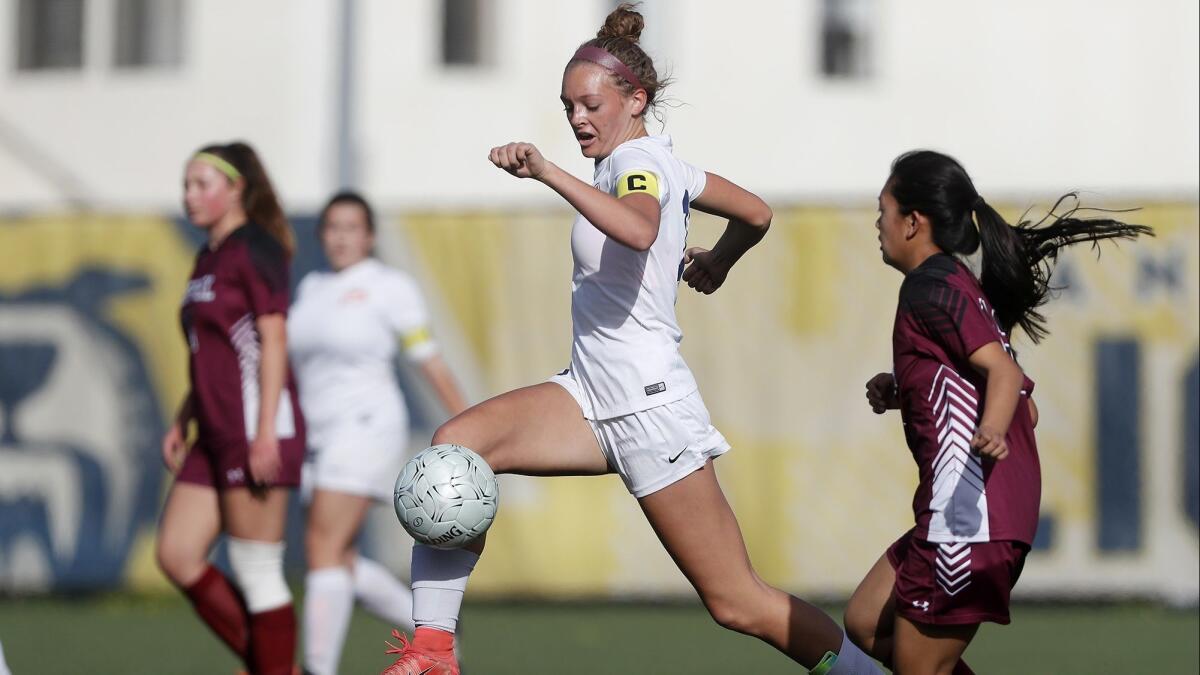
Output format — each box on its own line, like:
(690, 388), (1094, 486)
(616, 170), (660, 200)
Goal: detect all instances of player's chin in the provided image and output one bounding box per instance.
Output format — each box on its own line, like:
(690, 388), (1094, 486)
(576, 137), (601, 157)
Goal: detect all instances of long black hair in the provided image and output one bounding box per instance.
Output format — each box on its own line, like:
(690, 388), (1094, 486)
(888, 150), (1152, 343)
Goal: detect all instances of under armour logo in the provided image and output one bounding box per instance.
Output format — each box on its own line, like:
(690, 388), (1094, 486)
(912, 600), (930, 612)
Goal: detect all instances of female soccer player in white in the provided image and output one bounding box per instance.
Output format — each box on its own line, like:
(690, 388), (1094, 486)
(288, 191), (468, 675)
(381, 5), (880, 675)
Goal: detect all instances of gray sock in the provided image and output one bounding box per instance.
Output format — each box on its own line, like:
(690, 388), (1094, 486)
(825, 631), (883, 675)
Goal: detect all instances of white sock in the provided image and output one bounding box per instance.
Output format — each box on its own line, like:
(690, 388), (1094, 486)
(0, 638), (10, 675)
(353, 556), (416, 631)
(825, 631), (883, 675)
(304, 566), (355, 675)
(410, 545), (479, 633)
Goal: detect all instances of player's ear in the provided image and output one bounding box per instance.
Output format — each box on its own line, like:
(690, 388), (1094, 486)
(628, 88), (647, 117)
(230, 176), (247, 202)
(905, 211), (926, 240)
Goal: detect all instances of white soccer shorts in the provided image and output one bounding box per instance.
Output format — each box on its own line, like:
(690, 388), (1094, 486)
(549, 370), (731, 498)
(301, 415), (410, 503)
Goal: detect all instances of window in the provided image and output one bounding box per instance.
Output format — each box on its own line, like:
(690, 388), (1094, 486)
(16, 0), (85, 71)
(113, 0), (184, 68)
(819, 0), (873, 80)
(441, 0), (489, 67)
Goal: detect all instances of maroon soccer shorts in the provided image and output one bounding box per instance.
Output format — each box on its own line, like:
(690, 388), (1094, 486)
(177, 436), (304, 490)
(887, 529), (1029, 626)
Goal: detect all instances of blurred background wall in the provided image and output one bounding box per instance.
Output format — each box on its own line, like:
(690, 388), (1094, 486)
(0, 0), (1197, 603)
(0, 0), (1195, 210)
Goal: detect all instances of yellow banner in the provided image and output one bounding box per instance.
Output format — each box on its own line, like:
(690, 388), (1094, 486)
(390, 204), (1199, 599)
(1, 206), (1195, 600)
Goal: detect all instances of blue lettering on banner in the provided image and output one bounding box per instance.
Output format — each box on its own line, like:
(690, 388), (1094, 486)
(1032, 515), (1055, 550)
(1137, 250), (1183, 298)
(1096, 339), (1142, 552)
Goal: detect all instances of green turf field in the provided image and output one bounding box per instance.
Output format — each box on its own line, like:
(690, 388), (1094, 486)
(1, 594), (1196, 674)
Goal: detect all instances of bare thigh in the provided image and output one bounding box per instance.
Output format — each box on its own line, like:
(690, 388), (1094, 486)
(306, 489), (372, 569)
(638, 461), (843, 667)
(432, 382), (608, 476)
(844, 553), (897, 664)
(220, 487), (291, 541)
(893, 614), (977, 675)
(156, 481), (222, 586)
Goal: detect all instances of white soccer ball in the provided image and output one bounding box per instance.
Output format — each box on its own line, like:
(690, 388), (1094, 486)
(394, 444), (499, 549)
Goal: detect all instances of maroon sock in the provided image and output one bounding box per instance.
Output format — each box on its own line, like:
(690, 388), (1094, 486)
(182, 565), (249, 661)
(953, 660), (977, 675)
(247, 604), (296, 675)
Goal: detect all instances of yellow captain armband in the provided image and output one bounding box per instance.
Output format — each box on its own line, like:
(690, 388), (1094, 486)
(615, 170), (660, 200)
(400, 326), (432, 351)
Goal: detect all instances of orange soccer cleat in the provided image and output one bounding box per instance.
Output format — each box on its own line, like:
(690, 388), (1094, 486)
(381, 627), (460, 675)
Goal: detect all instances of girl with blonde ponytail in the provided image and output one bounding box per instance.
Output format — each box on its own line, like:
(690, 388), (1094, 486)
(380, 4), (882, 675)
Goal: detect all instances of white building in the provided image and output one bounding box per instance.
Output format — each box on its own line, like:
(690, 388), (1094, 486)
(0, 0), (1196, 213)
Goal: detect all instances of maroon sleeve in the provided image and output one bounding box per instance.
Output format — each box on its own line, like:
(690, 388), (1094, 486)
(236, 234), (290, 317)
(901, 275), (1002, 363)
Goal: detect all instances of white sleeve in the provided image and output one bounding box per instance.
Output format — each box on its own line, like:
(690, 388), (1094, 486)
(383, 272), (439, 362)
(680, 160), (707, 202)
(292, 272), (315, 304)
(609, 146), (669, 206)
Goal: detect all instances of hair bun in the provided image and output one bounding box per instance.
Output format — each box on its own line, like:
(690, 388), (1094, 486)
(597, 3), (644, 43)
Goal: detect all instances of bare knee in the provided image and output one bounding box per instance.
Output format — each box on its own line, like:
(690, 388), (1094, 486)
(305, 523), (347, 570)
(155, 534), (207, 587)
(430, 421), (459, 448)
(843, 606), (875, 652)
(431, 416), (478, 450)
(432, 416), (499, 467)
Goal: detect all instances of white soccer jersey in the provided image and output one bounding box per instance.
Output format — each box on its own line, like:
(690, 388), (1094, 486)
(568, 134), (707, 419)
(288, 258), (438, 433)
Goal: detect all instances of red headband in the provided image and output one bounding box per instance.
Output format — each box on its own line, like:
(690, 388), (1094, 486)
(572, 46), (644, 92)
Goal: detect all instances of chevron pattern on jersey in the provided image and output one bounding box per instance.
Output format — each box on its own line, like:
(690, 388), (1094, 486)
(926, 364), (989, 540)
(935, 542), (972, 596)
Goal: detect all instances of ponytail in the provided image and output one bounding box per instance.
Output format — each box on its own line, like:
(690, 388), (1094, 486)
(974, 194), (1151, 342)
(195, 141), (295, 258)
(890, 150), (1152, 343)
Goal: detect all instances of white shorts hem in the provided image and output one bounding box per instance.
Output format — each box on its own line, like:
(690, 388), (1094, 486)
(627, 442), (731, 498)
(310, 476), (393, 503)
(547, 369), (732, 500)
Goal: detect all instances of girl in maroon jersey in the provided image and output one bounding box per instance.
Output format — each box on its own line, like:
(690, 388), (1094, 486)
(844, 150), (1149, 675)
(156, 141), (306, 675)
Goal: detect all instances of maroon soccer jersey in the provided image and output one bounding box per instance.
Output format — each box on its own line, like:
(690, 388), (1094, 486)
(180, 223), (303, 452)
(892, 253), (1040, 546)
